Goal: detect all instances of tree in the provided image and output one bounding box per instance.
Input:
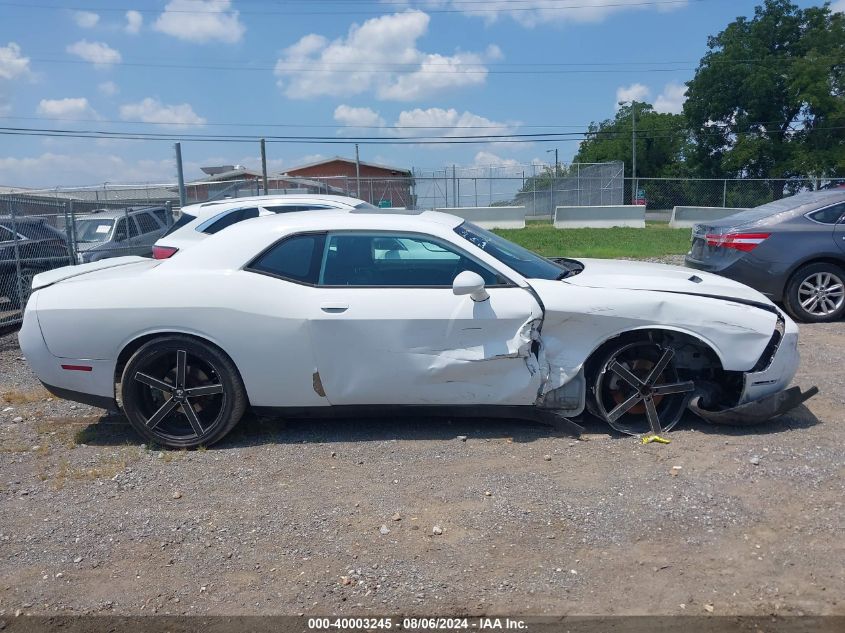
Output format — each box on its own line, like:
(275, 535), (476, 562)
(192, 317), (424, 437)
(573, 102), (691, 179)
(684, 0), (845, 196)
(570, 103), (692, 207)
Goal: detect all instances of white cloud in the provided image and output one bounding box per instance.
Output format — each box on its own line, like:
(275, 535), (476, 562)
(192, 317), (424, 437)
(473, 151), (520, 168)
(0, 42), (30, 80)
(0, 152), (177, 187)
(73, 11), (100, 28)
(66, 40), (121, 67)
(154, 0), (245, 44)
(443, 0), (688, 27)
(393, 107), (514, 137)
(332, 104), (516, 143)
(98, 81), (119, 96)
(119, 97), (206, 127)
(333, 105), (385, 128)
(36, 97), (98, 120)
(275, 11), (495, 101)
(830, 0), (845, 12)
(616, 83), (651, 106)
(653, 81), (687, 114)
(125, 10), (143, 34)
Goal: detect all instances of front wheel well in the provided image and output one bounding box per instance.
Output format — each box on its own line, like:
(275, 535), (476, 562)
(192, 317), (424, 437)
(584, 328), (743, 408)
(785, 256), (845, 284)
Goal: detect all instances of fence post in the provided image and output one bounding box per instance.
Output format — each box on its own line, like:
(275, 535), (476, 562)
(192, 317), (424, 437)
(722, 179), (728, 207)
(62, 202), (73, 266)
(451, 165), (457, 208)
(68, 200), (78, 264)
(9, 201), (24, 311)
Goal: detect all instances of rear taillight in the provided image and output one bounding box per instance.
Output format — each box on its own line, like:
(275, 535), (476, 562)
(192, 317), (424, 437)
(705, 232), (770, 252)
(153, 245), (179, 259)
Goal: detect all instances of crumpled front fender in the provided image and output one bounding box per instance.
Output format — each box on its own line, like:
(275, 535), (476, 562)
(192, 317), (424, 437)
(689, 386), (818, 426)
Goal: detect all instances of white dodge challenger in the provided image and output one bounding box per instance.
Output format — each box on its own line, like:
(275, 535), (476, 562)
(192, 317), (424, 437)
(19, 209), (816, 448)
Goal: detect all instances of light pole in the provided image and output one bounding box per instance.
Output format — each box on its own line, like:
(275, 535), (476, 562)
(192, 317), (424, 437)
(618, 101), (638, 204)
(546, 148), (559, 215)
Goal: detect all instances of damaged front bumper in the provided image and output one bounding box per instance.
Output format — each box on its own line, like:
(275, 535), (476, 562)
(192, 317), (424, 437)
(689, 311), (818, 425)
(689, 386), (818, 426)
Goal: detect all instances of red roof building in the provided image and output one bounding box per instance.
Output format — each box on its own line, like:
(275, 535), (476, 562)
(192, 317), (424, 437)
(284, 157), (415, 208)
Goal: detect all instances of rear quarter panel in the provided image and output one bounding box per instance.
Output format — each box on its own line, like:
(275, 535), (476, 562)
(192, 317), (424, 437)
(34, 266), (325, 408)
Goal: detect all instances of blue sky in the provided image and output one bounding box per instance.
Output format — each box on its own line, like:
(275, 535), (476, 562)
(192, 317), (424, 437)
(0, 0), (838, 187)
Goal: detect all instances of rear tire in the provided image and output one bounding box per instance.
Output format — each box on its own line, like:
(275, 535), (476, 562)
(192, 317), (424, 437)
(783, 262), (845, 323)
(120, 336), (247, 448)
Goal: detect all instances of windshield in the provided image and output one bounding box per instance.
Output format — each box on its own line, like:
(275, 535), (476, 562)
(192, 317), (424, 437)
(75, 218), (114, 243)
(354, 202), (378, 209)
(454, 222), (567, 280)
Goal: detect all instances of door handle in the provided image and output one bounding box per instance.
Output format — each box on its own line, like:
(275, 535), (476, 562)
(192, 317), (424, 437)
(320, 302), (349, 313)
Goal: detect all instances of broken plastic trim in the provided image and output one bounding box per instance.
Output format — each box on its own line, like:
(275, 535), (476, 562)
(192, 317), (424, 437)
(688, 386), (818, 426)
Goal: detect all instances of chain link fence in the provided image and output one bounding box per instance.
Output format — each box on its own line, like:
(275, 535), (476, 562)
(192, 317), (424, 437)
(2, 172), (843, 327)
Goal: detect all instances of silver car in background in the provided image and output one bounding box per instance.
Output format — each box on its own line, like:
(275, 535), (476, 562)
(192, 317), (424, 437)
(74, 207), (172, 263)
(685, 190), (845, 323)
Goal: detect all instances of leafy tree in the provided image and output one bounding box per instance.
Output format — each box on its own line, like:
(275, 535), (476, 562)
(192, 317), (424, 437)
(684, 0), (845, 197)
(573, 103), (691, 180)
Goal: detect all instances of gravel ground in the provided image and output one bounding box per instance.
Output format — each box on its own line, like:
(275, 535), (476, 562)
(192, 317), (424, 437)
(0, 318), (843, 618)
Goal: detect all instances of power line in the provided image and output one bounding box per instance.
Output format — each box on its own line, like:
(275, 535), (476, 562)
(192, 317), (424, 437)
(0, 0), (706, 16)
(1, 122), (841, 145)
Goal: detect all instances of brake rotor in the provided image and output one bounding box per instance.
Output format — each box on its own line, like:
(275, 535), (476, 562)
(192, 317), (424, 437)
(608, 359), (666, 413)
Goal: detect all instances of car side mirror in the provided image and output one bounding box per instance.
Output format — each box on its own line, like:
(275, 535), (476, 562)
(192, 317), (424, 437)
(452, 271), (489, 302)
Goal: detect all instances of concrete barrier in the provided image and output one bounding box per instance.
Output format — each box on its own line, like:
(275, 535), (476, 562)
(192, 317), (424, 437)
(434, 206), (526, 229)
(553, 205), (646, 229)
(669, 206), (747, 228)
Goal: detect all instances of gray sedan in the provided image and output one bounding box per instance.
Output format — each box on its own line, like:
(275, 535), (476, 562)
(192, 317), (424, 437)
(685, 190), (845, 323)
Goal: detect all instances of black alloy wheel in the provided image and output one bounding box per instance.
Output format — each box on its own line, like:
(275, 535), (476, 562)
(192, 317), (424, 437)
(120, 336), (246, 448)
(592, 341), (695, 436)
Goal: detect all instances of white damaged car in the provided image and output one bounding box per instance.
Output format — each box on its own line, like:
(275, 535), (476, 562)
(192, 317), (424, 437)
(19, 209), (816, 448)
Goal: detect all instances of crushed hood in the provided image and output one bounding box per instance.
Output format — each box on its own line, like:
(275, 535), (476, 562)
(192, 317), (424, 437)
(560, 258), (773, 307)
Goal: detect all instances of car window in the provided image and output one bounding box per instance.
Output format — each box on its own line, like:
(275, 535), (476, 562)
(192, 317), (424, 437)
(128, 217), (140, 238)
(202, 208), (261, 234)
(162, 212), (196, 237)
(248, 233), (326, 284)
(454, 222), (566, 281)
(152, 208), (169, 226)
(319, 232), (504, 287)
(0, 225), (15, 241)
(135, 212), (160, 234)
(76, 218), (115, 243)
(114, 218), (132, 242)
(808, 203), (845, 225)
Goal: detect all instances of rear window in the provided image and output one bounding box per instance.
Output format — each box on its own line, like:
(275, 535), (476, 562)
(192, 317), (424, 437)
(808, 203), (845, 225)
(135, 212), (160, 234)
(162, 212), (196, 237)
(202, 208), (260, 234)
(152, 208), (170, 226)
(248, 233), (325, 284)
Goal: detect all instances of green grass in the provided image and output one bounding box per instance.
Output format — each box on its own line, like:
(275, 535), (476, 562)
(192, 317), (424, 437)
(493, 221), (691, 259)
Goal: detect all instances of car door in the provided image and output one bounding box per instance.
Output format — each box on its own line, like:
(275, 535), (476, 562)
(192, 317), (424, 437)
(308, 231), (544, 406)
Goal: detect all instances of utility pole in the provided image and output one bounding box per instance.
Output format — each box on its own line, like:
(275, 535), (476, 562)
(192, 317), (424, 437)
(260, 138), (269, 195)
(174, 142), (186, 207)
(632, 103), (638, 204)
(354, 143), (361, 199)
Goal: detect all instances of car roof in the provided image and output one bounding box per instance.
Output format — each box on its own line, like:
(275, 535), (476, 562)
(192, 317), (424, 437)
(180, 194), (368, 218)
(76, 206), (164, 220)
(166, 209), (466, 270)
